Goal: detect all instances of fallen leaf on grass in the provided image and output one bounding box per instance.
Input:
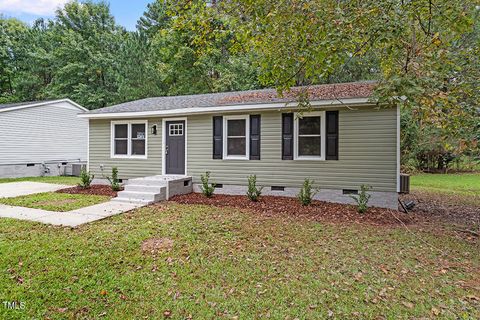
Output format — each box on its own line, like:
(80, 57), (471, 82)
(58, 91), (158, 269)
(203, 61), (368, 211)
(466, 295), (480, 301)
(402, 301), (414, 309)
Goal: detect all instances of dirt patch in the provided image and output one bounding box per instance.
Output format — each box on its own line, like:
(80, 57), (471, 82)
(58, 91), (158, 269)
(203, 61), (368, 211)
(169, 193), (414, 226)
(141, 238), (174, 255)
(400, 191), (480, 228)
(56, 185), (121, 197)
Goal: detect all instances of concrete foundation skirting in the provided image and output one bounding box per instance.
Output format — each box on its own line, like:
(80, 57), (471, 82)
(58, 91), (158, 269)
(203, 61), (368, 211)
(193, 184), (398, 210)
(0, 161), (86, 178)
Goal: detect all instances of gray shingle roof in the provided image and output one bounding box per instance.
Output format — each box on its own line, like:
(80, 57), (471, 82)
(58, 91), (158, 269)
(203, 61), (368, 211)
(0, 100), (55, 110)
(87, 82), (376, 114)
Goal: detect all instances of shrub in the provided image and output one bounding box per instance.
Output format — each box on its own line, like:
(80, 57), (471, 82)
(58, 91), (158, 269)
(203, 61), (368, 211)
(200, 171), (216, 197)
(246, 175), (263, 202)
(106, 167), (121, 191)
(78, 168), (94, 189)
(297, 178), (318, 206)
(350, 185), (371, 214)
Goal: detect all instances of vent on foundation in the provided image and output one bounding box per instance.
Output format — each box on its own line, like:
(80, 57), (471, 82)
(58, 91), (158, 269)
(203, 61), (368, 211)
(215, 184), (223, 188)
(26, 163), (35, 167)
(271, 186), (285, 191)
(342, 189), (358, 195)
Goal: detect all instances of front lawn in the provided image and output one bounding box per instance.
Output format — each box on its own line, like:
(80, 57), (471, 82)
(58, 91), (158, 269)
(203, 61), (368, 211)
(411, 173), (480, 206)
(0, 176), (80, 185)
(0, 203), (478, 319)
(0, 192), (110, 212)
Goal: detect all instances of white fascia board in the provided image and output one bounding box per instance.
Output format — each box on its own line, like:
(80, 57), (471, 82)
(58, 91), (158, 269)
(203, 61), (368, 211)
(78, 97), (372, 119)
(0, 99), (87, 113)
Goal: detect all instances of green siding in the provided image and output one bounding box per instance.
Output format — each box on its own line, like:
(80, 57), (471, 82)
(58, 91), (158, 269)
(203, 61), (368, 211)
(187, 106), (397, 192)
(88, 106), (398, 192)
(89, 118), (163, 179)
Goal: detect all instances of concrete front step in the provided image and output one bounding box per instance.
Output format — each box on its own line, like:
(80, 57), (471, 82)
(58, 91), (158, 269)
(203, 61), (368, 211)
(127, 178), (167, 187)
(113, 175), (193, 205)
(124, 184), (165, 193)
(111, 197), (153, 205)
(116, 191), (165, 203)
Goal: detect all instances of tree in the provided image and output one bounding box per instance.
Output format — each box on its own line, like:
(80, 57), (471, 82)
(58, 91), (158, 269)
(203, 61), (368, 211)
(136, 0), (170, 37)
(147, 0), (260, 94)
(46, 1), (124, 109)
(0, 16), (28, 102)
(222, 0), (479, 165)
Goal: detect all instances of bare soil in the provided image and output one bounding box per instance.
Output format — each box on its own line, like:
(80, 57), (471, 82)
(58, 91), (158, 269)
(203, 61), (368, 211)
(400, 191), (480, 228)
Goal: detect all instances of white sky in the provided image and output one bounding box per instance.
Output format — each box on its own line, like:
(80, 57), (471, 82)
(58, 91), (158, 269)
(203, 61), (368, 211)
(0, 0), (68, 15)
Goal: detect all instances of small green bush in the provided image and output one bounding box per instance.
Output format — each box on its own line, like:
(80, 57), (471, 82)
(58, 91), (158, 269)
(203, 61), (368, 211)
(107, 167), (121, 191)
(297, 178), (318, 206)
(200, 171), (216, 197)
(246, 175), (263, 202)
(78, 168), (94, 189)
(350, 185), (371, 214)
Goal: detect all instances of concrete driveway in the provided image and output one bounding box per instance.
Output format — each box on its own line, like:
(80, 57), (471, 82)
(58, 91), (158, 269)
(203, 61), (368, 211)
(0, 181), (71, 198)
(0, 181), (146, 227)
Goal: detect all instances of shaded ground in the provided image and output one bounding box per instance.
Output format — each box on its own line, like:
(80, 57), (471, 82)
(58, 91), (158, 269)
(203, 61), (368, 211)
(0, 204), (478, 319)
(57, 184), (122, 197)
(411, 173), (480, 206)
(401, 190), (480, 230)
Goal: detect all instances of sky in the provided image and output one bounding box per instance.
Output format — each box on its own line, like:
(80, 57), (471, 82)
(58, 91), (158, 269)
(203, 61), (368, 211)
(0, 0), (152, 31)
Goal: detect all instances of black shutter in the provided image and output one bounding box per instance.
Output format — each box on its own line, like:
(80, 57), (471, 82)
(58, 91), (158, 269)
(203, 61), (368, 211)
(213, 116), (223, 159)
(250, 115), (261, 160)
(282, 113), (294, 160)
(326, 111), (339, 160)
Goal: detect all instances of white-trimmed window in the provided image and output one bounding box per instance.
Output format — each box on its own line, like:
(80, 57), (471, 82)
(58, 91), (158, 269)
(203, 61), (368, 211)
(111, 121), (148, 158)
(223, 115), (249, 160)
(294, 111), (326, 160)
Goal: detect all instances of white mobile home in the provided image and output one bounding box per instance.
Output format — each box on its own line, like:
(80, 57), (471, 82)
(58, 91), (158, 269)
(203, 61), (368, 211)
(0, 99), (88, 178)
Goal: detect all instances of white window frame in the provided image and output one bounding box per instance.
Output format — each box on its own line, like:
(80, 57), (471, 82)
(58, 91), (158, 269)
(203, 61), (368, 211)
(110, 120), (148, 159)
(294, 111), (326, 160)
(169, 123), (184, 136)
(223, 115), (250, 160)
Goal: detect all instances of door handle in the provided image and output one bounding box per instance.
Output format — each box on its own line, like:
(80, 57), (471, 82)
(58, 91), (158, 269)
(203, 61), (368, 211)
(165, 145), (169, 155)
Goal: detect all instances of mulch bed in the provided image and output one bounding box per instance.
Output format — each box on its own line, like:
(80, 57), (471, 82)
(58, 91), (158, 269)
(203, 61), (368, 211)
(169, 193), (415, 226)
(56, 185), (122, 197)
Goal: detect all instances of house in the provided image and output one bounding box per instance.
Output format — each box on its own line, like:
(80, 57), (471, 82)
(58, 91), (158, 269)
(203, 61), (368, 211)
(79, 82), (400, 209)
(0, 99), (88, 178)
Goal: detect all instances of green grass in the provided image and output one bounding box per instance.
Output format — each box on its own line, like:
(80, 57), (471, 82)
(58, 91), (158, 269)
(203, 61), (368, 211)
(0, 176), (80, 185)
(0, 204), (478, 319)
(411, 173), (480, 205)
(0, 192), (110, 212)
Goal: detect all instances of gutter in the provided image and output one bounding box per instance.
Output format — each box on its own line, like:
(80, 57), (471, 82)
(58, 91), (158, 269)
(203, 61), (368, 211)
(78, 97), (373, 119)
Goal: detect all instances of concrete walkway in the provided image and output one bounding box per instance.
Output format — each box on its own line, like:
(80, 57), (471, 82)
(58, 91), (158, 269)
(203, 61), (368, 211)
(0, 201), (144, 227)
(0, 181), (71, 198)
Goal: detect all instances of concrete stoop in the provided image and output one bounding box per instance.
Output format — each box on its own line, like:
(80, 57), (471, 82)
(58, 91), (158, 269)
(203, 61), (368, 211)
(113, 175), (193, 205)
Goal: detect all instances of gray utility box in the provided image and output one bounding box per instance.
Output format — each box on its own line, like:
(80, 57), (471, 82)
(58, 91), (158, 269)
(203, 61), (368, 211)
(71, 164), (87, 177)
(399, 174), (410, 194)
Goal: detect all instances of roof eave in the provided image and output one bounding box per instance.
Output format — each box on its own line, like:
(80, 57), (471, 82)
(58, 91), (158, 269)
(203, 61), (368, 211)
(78, 97), (375, 119)
(0, 99), (87, 113)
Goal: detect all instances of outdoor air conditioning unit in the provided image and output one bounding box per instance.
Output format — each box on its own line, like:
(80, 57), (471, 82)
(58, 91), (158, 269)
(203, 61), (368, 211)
(399, 174), (410, 194)
(71, 164), (86, 177)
